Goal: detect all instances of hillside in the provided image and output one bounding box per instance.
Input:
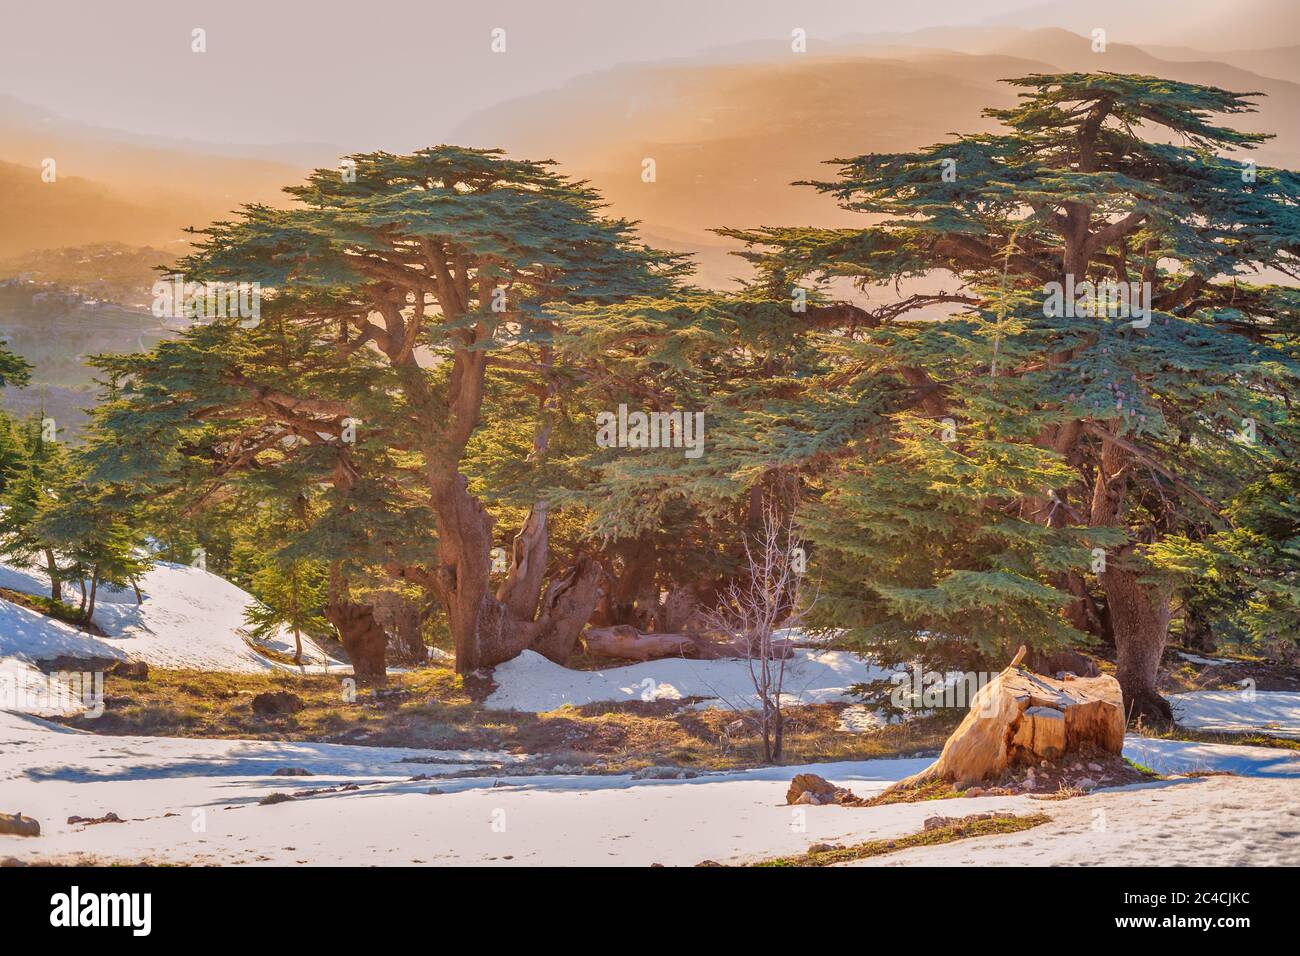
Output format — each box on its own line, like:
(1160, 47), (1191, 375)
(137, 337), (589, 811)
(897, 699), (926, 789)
(452, 29), (1300, 286)
(0, 559), (340, 678)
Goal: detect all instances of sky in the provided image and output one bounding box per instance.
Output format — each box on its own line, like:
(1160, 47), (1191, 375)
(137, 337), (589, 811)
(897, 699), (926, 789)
(0, 0), (1033, 149)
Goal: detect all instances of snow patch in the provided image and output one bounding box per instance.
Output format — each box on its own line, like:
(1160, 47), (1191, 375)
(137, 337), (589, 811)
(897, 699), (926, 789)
(484, 648), (895, 712)
(1169, 690), (1300, 739)
(0, 560), (344, 674)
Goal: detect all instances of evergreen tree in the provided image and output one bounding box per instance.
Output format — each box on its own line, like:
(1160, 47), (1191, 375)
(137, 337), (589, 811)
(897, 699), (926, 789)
(88, 147), (685, 673)
(0, 417), (76, 601)
(721, 73), (1300, 719)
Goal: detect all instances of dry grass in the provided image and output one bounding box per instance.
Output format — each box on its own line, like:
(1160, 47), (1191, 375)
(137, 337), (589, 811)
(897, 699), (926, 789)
(1132, 722), (1300, 752)
(53, 666), (961, 774)
(748, 812), (1051, 867)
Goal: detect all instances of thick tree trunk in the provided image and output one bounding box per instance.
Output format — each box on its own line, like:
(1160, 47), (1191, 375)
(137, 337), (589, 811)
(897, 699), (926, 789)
(327, 601), (387, 681)
(1105, 562), (1173, 722)
(591, 536), (658, 628)
(1089, 433), (1173, 723)
(432, 476), (603, 672)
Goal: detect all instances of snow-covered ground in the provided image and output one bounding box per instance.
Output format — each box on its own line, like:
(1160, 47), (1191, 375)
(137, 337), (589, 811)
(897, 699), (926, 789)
(848, 776), (1300, 866)
(1168, 690), (1300, 739)
(2, 706), (1296, 866)
(484, 648), (896, 712)
(0, 560), (342, 676)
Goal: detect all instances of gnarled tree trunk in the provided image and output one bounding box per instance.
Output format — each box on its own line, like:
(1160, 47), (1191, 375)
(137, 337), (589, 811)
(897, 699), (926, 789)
(327, 600), (387, 681)
(431, 476), (602, 673)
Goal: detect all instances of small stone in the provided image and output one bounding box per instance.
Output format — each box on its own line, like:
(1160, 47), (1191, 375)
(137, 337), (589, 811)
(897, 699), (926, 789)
(426, 787), (445, 795)
(1088, 762), (1104, 772)
(251, 691), (304, 717)
(259, 792), (295, 806)
(1077, 777), (1097, 790)
(807, 843), (836, 854)
(924, 815), (954, 832)
(634, 765), (698, 780)
(109, 660), (150, 679)
(271, 767), (313, 777)
(965, 787), (986, 798)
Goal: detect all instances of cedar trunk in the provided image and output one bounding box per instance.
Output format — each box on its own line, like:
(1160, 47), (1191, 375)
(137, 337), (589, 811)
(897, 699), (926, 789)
(432, 477), (602, 673)
(327, 601), (387, 682)
(1105, 563), (1174, 722)
(1089, 433), (1174, 723)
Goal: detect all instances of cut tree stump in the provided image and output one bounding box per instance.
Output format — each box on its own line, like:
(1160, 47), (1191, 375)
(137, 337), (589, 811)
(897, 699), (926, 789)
(583, 625), (795, 662)
(882, 646), (1125, 793)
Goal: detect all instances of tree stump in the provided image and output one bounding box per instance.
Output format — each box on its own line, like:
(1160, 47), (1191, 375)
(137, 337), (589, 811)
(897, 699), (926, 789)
(884, 647), (1124, 792)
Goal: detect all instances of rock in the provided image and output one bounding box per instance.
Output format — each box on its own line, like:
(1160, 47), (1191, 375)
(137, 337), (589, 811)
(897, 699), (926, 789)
(1088, 762), (1104, 772)
(924, 815), (954, 831)
(0, 856), (26, 866)
(0, 812), (40, 837)
(251, 691), (304, 716)
(633, 765), (698, 780)
(965, 787), (986, 798)
(109, 660), (149, 679)
(426, 787), (445, 795)
(1077, 777), (1097, 790)
(66, 812), (123, 825)
(258, 792), (295, 806)
(807, 843), (845, 854)
(786, 773), (837, 805)
(271, 767), (313, 777)
(793, 791), (817, 805)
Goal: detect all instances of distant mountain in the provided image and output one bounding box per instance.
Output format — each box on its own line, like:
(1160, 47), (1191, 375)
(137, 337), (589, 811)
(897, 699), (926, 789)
(988, 0), (1300, 52)
(0, 94), (336, 261)
(453, 30), (1300, 287)
(1140, 45), (1300, 86)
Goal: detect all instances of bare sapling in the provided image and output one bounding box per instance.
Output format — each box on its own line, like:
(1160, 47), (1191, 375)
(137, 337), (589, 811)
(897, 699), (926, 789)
(703, 499), (810, 763)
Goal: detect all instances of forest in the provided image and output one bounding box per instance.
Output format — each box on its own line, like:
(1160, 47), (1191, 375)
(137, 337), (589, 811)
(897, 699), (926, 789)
(2, 71), (1295, 729)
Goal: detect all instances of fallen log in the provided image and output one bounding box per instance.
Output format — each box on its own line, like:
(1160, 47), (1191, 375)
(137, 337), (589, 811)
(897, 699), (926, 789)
(583, 625), (795, 662)
(883, 645), (1124, 792)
